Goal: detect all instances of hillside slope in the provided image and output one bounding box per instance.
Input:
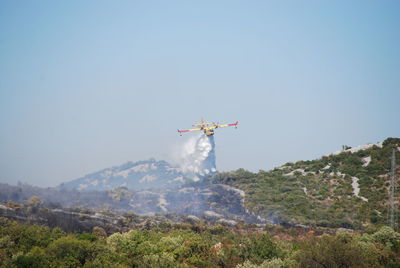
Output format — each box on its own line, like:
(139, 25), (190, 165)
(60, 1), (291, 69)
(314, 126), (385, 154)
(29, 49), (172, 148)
(211, 138), (400, 228)
(59, 159), (185, 191)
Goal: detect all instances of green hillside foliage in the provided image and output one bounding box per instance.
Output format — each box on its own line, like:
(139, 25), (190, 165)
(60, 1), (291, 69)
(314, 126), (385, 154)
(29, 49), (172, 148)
(211, 138), (400, 229)
(0, 218), (399, 267)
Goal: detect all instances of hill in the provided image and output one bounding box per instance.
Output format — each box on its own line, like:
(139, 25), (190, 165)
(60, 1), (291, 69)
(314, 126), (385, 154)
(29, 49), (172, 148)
(1, 138), (399, 230)
(211, 137), (400, 229)
(59, 159), (185, 191)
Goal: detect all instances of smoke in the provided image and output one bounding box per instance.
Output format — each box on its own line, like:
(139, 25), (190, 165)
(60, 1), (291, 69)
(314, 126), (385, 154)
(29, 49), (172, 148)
(179, 133), (217, 181)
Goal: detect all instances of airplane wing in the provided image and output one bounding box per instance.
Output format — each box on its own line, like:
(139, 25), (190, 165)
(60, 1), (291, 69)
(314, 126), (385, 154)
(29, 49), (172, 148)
(177, 128), (201, 135)
(217, 121), (238, 128)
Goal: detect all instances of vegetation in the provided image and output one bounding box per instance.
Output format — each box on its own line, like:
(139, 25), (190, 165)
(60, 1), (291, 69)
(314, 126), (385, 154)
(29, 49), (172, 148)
(1, 138), (399, 231)
(1, 138), (400, 266)
(0, 218), (399, 267)
(211, 138), (400, 229)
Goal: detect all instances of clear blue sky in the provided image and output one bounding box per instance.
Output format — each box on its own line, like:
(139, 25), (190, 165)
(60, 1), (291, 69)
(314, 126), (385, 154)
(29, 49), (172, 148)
(1, 1), (399, 187)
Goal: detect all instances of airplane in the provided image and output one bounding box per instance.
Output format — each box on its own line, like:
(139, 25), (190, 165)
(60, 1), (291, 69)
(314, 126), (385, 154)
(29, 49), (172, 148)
(178, 119), (238, 136)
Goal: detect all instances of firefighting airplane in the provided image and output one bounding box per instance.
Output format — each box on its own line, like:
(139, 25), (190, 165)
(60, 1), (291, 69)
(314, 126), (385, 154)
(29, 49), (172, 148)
(178, 119), (238, 136)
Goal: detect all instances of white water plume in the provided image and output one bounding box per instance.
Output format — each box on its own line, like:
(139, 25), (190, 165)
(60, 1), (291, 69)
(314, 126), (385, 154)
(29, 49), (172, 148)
(179, 133), (217, 181)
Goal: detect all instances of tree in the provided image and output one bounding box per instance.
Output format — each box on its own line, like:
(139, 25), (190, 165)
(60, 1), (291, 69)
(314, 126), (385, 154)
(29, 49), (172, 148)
(92, 226), (107, 239)
(244, 234), (281, 264)
(23, 196), (43, 213)
(296, 233), (380, 268)
(46, 236), (94, 267)
(13, 246), (50, 268)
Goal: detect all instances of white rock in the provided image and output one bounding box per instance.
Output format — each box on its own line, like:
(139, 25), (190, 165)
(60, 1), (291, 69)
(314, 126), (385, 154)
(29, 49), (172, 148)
(204, 210), (223, 219)
(329, 171), (345, 178)
(284, 168), (306, 176)
(362, 156), (371, 167)
(322, 164), (331, 170)
(302, 187), (308, 196)
(336, 171), (345, 178)
(186, 215), (201, 223)
(217, 219), (237, 226)
(178, 187), (195, 193)
(78, 183), (88, 190)
(331, 142), (383, 156)
(0, 204), (12, 210)
(219, 184), (245, 197)
(171, 176), (185, 183)
(139, 175), (157, 183)
(351, 176), (368, 202)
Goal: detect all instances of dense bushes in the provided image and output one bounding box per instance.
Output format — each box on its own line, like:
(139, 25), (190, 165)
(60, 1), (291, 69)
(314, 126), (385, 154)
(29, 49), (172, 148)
(0, 218), (399, 267)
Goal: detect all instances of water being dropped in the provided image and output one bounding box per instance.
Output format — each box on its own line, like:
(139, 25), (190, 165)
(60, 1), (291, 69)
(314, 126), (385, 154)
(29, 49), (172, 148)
(180, 133), (217, 181)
